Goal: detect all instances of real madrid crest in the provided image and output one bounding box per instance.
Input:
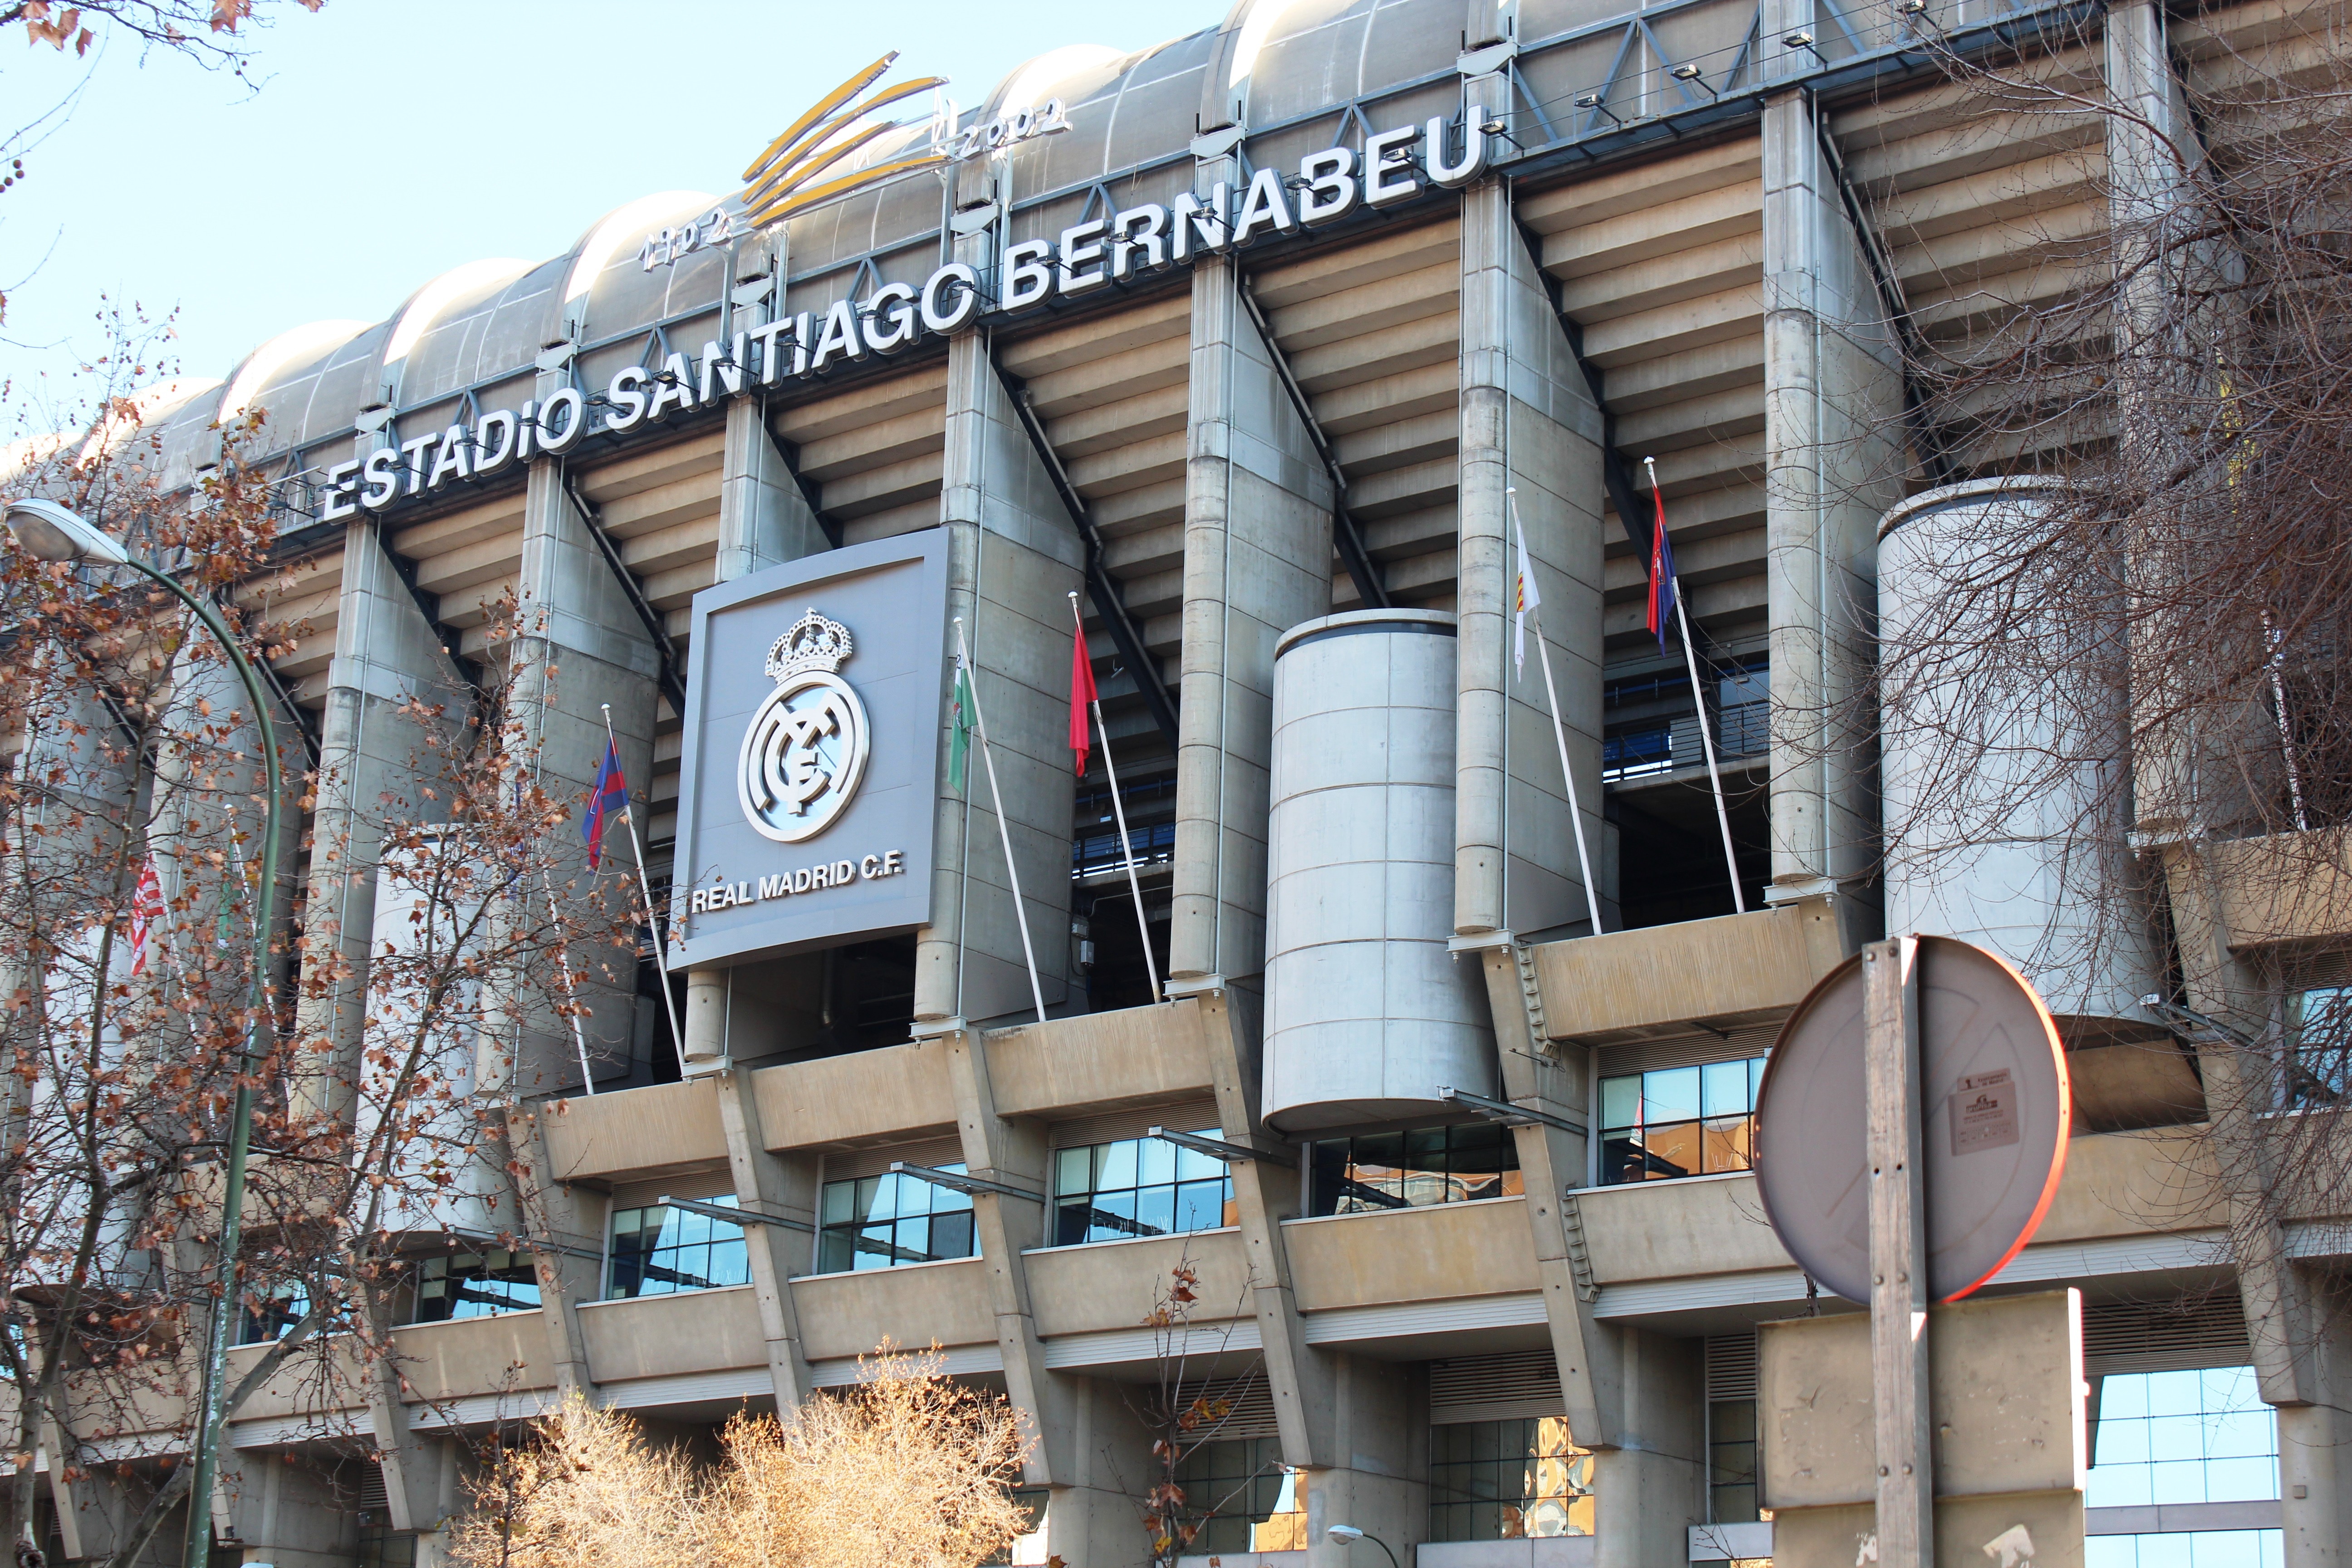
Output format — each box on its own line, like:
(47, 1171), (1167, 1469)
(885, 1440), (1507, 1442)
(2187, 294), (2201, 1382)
(738, 608), (870, 843)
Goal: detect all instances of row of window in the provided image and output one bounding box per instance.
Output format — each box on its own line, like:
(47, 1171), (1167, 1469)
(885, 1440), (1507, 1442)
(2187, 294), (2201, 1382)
(243, 1079), (1775, 1341)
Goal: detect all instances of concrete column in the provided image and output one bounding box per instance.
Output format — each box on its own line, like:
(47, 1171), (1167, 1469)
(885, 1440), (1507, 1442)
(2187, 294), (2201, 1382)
(712, 1068), (819, 1413)
(506, 1103), (602, 1401)
(293, 495), (471, 1122)
(500, 450), (664, 1093)
(1033, 1374), (1157, 1568)
(717, 391), (828, 582)
(1585, 1329), (1704, 1568)
(1168, 240), (1334, 989)
(1454, 176), (1610, 942)
(2278, 1283), (2348, 1566)
(939, 1026), (1069, 1481)
(1298, 1355), (1426, 1568)
(1193, 988), (1336, 1469)
(911, 264), (1086, 1027)
(1758, 25), (1905, 902)
(1470, 938), (1624, 1450)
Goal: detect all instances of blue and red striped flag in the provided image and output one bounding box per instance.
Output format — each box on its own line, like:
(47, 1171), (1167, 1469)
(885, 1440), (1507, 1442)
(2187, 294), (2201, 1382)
(1645, 475), (1677, 652)
(581, 740), (627, 871)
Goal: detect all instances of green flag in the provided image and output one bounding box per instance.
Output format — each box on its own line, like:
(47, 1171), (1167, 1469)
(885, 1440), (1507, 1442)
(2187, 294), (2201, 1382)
(948, 661), (974, 792)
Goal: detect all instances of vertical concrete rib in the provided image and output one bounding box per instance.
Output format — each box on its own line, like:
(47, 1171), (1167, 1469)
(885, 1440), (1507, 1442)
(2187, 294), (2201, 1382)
(1169, 240), (1335, 991)
(1759, 21), (1904, 903)
(911, 271), (1085, 1028)
(293, 435), (474, 1122)
(1455, 174), (1609, 944)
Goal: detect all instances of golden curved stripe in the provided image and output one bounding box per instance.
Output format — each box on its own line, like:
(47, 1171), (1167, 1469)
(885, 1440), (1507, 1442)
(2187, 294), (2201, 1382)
(740, 51), (897, 183)
(742, 77), (946, 208)
(741, 152), (949, 230)
(742, 120), (897, 212)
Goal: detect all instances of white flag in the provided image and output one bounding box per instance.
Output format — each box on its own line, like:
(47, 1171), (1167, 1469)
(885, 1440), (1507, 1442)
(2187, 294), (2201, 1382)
(1512, 511), (1541, 679)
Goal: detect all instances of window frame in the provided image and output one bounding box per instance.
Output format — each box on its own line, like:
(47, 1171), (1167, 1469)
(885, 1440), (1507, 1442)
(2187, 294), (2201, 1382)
(1594, 1055), (1768, 1188)
(1050, 1129), (1234, 1249)
(1304, 1120), (1524, 1218)
(814, 1164), (978, 1275)
(602, 1194), (754, 1301)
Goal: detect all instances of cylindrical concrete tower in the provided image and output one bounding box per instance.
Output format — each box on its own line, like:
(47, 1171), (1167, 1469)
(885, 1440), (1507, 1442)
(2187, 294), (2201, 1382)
(1263, 610), (1495, 1132)
(1879, 478), (2159, 1022)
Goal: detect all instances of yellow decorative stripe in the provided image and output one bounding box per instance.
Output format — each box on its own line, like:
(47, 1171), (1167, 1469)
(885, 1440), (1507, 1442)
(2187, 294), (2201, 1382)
(741, 52), (898, 183)
(741, 151), (950, 230)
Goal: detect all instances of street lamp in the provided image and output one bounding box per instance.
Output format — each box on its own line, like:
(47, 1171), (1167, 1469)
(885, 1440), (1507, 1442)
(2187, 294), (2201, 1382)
(1326, 1524), (1404, 1568)
(4, 498), (286, 1568)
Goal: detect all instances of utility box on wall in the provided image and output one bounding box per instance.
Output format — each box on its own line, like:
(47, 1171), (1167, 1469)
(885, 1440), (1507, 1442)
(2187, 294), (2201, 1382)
(1760, 1289), (2089, 1568)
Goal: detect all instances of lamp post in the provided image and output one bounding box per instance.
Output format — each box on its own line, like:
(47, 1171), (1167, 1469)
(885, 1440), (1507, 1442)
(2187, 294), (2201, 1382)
(1326, 1524), (1404, 1568)
(4, 499), (286, 1568)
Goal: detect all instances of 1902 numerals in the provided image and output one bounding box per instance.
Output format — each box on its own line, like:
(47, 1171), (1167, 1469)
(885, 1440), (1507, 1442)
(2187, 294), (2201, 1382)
(640, 207), (736, 271)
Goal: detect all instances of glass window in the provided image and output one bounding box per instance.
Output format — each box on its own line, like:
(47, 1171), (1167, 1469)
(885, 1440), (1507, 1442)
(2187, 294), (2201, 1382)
(235, 1281), (309, 1346)
(1599, 1057), (1766, 1185)
(1308, 1123), (1524, 1215)
(358, 1528), (419, 1568)
(2088, 1367), (2279, 1509)
(2086, 1531), (2283, 1568)
(1709, 1398), (1759, 1523)
(411, 1249), (539, 1323)
(1174, 1437), (1304, 1554)
(1426, 1417), (1595, 1541)
(604, 1196), (752, 1299)
(1053, 1131), (1233, 1247)
(817, 1166), (976, 1274)
(2284, 986), (2350, 1105)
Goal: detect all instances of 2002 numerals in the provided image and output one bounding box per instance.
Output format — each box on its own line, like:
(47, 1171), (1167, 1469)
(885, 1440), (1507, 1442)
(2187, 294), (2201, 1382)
(949, 98), (1071, 161)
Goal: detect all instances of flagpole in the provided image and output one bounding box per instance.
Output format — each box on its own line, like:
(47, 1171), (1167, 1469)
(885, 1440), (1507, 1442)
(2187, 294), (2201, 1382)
(1647, 456), (1746, 915)
(954, 618), (1049, 1025)
(603, 703), (690, 1067)
(1069, 592), (1160, 1003)
(539, 863), (599, 1095)
(1508, 490), (1605, 936)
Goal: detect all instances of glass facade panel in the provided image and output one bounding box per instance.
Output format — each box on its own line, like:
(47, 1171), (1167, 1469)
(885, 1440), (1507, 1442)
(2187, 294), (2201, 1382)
(2089, 1368), (2279, 1509)
(1308, 1123), (1524, 1215)
(815, 1166), (976, 1273)
(1173, 1438), (1305, 1553)
(411, 1248), (539, 1323)
(1599, 1057), (1767, 1184)
(1427, 1418), (1595, 1541)
(605, 1196), (753, 1298)
(1709, 1398), (1759, 1524)
(2086, 1531), (2283, 1568)
(1054, 1131), (1234, 1247)
(2284, 986), (2351, 1104)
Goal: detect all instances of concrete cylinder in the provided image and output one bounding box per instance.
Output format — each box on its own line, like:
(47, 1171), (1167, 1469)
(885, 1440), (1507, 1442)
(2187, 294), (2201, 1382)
(1263, 610), (1495, 1132)
(1878, 478), (2159, 1021)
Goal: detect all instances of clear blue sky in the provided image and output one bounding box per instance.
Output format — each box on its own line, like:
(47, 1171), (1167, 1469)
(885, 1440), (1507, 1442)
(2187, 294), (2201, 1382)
(0, 0), (1223, 402)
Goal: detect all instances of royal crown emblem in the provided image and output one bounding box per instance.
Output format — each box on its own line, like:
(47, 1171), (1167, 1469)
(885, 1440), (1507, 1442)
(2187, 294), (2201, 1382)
(767, 608), (853, 682)
(739, 606), (870, 844)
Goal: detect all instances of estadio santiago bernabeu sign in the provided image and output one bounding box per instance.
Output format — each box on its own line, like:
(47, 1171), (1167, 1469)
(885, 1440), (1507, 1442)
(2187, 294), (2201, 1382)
(312, 107), (1497, 523)
(666, 533), (947, 970)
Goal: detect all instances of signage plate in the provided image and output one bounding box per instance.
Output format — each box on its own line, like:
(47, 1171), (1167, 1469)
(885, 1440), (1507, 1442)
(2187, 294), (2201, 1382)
(666, 534), (947, 970)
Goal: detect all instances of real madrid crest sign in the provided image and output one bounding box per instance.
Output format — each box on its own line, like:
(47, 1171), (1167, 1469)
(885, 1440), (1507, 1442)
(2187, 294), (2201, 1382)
(670, 534), (948, 970)
(739, 608), (870, 842)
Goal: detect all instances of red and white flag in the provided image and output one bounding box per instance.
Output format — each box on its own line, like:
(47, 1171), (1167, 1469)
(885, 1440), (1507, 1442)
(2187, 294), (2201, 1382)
(128, 855), (163, 977)
(1068, 617), (1098, 778)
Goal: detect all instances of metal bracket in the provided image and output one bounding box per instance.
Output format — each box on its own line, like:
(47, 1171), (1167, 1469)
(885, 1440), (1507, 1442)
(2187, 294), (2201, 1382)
(890, 1161), (1045, 1203)
(1147, 1126), (1287, 1164)
(655, 1194), (815, 1234)
(1440, 1085), (1588, 1137)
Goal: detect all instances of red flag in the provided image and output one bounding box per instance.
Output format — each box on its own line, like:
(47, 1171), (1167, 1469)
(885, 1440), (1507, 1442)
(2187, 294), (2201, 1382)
(128, 855), (163, 977)
(1069, 620), (1098, 778)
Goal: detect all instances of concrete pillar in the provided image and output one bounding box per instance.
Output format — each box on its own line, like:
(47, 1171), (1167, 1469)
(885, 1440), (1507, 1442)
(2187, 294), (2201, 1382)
(211, 1450), (356, 1568)
(712, 1067), (819, 1413)
(1758, 21), (1904, 902)
(1168, 232), (1335, 989)
(292, 495), (471, 1122)
(1585, 1328), (1704, 1568)
(911, 257), (1086, 1028)
(2278, 1282), (2348, 1566)
(1035, 1375), (1157, 1568)
(940, 1025), (1068, 1482)
(506, 1102), (602, 1401)
(717, 391), (828, 581)
(500, 448), (664, 1093)
(1454, 174), (1610, 943)
(1471, 937), (1624, 1450)
(1298, 1354), (1426, 1568)
(1194, 988), (1337, 1470)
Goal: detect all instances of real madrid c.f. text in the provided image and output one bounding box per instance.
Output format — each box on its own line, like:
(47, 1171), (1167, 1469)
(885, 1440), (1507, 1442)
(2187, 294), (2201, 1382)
(666, 534), (947, 969)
